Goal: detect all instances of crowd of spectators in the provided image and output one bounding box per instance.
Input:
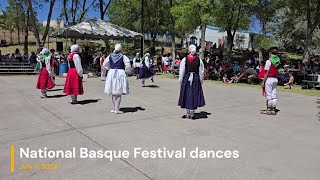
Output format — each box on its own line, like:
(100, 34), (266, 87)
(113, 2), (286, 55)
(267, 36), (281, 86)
(1, 46), (319, 89)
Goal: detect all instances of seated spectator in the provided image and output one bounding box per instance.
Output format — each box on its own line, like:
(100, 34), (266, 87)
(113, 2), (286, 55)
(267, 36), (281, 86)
(175, 55), (181, 65)
(284, 72), (295, 89)
(5, 52), (10, 61)
(256, 61), (263, 73)
(230, 73), (240, 83)
(237, 66), (258, 84)
(29, 52), (37, 70)
(232, 61), (241, 74)
(222, 73), (230, 83)
(15, 48), (22, 62)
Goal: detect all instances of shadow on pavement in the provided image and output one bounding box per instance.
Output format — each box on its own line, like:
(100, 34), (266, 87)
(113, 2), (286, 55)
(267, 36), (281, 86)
(47, 94), (67, 98)
(47, 89), (63, 92)
(143, 85), (160, 88)
(120, 107), (146, 113)
(182, 111), (212, 120)
(77, 99), (101, 105)
(193, 111), (212, 119)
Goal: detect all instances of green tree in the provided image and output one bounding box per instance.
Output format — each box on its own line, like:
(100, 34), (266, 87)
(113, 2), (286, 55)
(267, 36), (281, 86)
(25, 0), (56, 46)
(213, 0), (256, 61)
(108, 0), (170, 50)
(287, 0), (320, 63)
(0, 0), (26, 45)
(171, 0), (215, 59)
(61, 0), (97, 26)
(251, 0), (284, 36)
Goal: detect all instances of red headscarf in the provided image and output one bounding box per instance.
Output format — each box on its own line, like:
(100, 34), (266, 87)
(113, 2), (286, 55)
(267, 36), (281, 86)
(187, 54), (197, 63)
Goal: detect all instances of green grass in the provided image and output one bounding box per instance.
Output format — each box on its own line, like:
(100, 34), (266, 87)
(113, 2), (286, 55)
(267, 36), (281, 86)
(281, 53), (303, 61)
(0, 42), (57, 54)
(156, 73), (320, 97)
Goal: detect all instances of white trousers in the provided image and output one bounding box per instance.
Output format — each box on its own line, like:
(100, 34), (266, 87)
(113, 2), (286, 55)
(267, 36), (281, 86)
(265, 78), (278, 108)
(101, 68), (107, 81)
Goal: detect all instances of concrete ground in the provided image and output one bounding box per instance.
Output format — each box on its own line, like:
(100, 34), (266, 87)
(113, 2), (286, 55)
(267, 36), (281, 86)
(0, 75), (319, 180)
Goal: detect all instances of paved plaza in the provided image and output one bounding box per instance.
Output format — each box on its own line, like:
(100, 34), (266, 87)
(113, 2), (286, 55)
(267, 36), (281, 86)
(0, 75), (319, 180)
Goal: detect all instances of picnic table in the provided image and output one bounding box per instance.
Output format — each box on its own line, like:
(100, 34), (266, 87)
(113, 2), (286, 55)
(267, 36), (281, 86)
(302, 74), (320, 89)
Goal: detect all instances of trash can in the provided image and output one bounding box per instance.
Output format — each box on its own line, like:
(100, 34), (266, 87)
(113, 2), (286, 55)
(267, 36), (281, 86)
(59, 63), (68, 76)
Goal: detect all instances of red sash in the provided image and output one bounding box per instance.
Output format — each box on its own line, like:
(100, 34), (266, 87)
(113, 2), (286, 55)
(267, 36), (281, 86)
(50, 57), (55, 67)
(100, 57), (105, 66)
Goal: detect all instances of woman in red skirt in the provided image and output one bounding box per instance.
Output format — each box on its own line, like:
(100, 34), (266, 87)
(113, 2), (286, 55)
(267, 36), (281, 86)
(36, 48), (55, 98)
(63, 44), (84, 104)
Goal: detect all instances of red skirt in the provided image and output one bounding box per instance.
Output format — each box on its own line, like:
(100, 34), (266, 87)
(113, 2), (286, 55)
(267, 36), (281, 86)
(36, 68), (55, 89)
(63, 68), (84, 95)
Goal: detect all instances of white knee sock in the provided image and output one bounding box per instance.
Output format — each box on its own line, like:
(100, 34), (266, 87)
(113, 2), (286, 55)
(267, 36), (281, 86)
(111, 95), (116, 110)
(41, 89), (47, 96)
(186, 109), (190, 115)
(190, 110), (195, 117)
(271, 99), (277, 108)
(71, 95), (77, 102)
(114, 95), (122, 111)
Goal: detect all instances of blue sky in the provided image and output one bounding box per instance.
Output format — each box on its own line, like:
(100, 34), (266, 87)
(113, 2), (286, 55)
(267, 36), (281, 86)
(0, 0), (261, 33)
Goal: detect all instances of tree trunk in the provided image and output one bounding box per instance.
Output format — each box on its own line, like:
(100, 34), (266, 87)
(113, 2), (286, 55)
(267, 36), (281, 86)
(258, 50), (263, 63)
(262, 22), (267, 37)
(151, 34), (156, 48)
(18, 26), (21, 45)
(10, 30), (13, 45)
(26, 0), (41, 46)
(42, 0), (56, 44)
(171, 32), (176, 65)
(303, 28), (312, 65)
(24, 9), (29, 56)
(200, 24), (206, 60)
(226, 29), (234, 61)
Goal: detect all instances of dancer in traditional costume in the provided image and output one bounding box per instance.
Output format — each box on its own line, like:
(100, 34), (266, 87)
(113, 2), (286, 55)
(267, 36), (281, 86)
(133, 53), (142, 79)
(103, 44), (131, 114)
(178, 45), (205, 119)
(100, 51), (107, 81)
(63, 44), (84, 104)
(35, 48), (43, 72)
(260, 47), (280, 115)
(36, 48), (55, 98)
(49, 49), (56, 85)
(138, 53), (156, 87)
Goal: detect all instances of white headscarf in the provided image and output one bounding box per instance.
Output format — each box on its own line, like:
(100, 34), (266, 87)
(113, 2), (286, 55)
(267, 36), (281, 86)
(188, 45), (197, 55)
(114, 43), (122, 52)
(70, 44), (79, 53)
(41, 48), (49, 55)
(145, 53), (150, 57)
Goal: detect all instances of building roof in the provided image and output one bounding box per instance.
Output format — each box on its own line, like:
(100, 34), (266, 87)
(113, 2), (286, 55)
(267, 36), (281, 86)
(207, 25), (257, 34)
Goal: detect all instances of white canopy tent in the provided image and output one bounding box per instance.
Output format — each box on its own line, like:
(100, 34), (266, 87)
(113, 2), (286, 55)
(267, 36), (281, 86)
(50, 19), (143, 40)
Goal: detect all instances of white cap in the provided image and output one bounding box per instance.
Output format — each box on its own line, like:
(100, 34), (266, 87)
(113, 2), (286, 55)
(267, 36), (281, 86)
(188, 44), (197, 55)
(145, 53), (150, 57)
(41, 48), (49, 55)
(70, 44), (79, 52)
(114, 43), (122, 52)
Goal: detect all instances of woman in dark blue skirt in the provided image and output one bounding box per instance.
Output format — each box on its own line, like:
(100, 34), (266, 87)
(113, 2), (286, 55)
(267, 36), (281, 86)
(178, 45), (205, 119)
(138, 53), (156, 87)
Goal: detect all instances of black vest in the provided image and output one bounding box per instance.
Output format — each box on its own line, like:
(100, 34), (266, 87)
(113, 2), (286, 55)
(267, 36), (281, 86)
(185, 56), (200, 74)
(69, 60), (76, 68)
